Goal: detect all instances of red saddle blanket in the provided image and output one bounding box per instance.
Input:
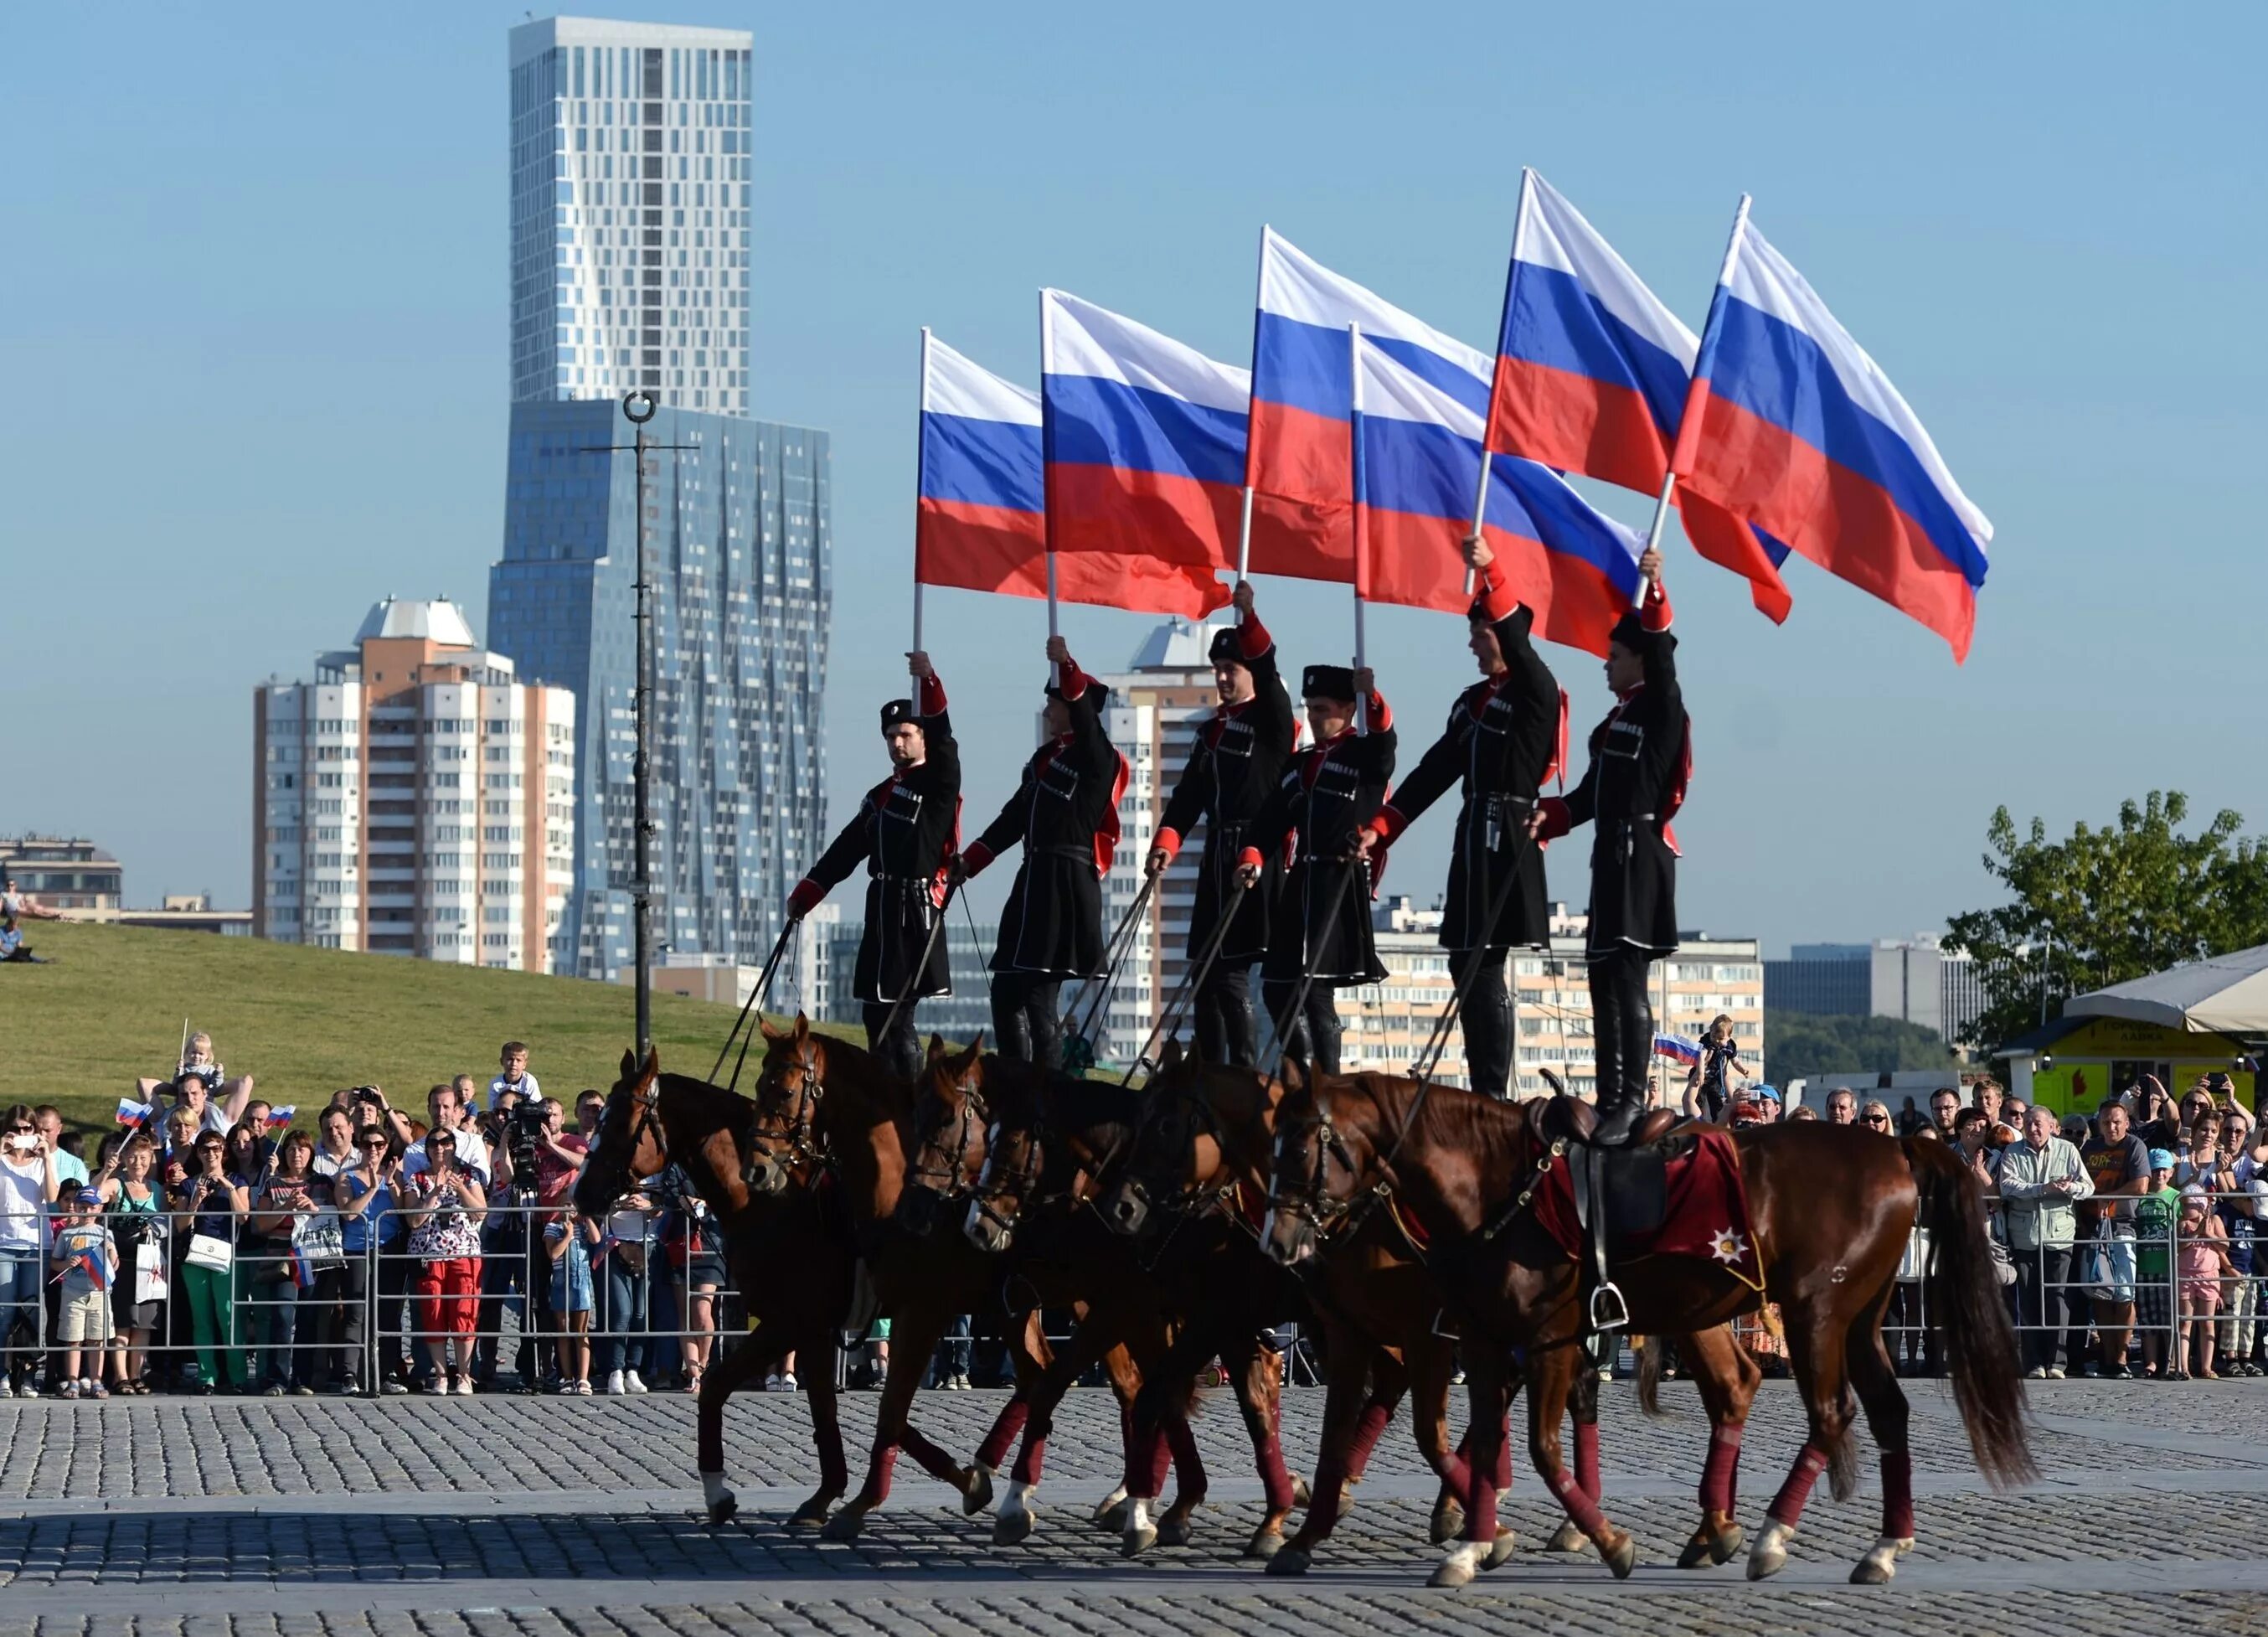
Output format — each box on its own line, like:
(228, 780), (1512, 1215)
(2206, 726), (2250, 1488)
(1530, 1127), (1765, 1292)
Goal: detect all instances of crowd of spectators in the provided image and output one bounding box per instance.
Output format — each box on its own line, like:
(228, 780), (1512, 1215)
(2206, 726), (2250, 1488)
(0, 1034), (760, 1399)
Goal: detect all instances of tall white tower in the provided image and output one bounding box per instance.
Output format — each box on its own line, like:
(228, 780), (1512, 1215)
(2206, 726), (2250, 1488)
(508, 16), (754, 415)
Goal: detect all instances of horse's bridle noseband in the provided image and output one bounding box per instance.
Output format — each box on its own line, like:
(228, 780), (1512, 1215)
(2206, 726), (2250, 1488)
(752, 1038), (832, 1174)
(908, 1066), (985, 1200)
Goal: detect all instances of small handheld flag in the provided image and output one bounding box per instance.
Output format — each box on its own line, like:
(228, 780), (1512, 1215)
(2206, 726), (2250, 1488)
(76, 1252), (111, 1294)
(263, 1106), (298, 1129)
(284, 1244), (318, 1290)
(115, 1097), (158, 1126)
(1652, 1033), (1702, 1065)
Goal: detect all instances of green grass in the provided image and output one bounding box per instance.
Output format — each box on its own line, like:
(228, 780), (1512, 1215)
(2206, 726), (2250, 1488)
(3, 921), (848, 1139)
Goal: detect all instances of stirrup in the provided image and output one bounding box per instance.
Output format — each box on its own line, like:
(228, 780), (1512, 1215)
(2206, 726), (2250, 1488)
(1589, 1280), (1631, 1334)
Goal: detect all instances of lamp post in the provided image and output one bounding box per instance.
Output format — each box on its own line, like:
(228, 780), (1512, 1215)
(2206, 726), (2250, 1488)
(584, 392), (694, 1060)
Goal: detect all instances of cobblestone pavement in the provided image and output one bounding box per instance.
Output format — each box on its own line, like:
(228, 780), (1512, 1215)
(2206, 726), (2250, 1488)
(1, 1378), (2265, 1635)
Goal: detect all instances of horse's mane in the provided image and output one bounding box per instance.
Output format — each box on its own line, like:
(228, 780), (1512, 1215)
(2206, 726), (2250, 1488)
(1343, 1071), (1528, 1168)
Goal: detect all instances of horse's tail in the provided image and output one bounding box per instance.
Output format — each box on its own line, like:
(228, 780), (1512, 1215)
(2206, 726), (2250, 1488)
(1905, 1137), (2037, 1489)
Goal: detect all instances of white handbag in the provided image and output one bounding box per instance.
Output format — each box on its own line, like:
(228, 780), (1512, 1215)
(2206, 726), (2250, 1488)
(185, 1232), (234, 1273)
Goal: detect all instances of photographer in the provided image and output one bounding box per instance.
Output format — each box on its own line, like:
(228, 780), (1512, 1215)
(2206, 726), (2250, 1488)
(470, 1084), (554, 1392)
(598, 1186), (654, 1395)
(99, 1134), (164, 1394)
(0, 1106), (60, 1397)
(649, 1164), (724, 1393)
(170, 1130), (250, 1393)
(335, 1124), (408, 1393)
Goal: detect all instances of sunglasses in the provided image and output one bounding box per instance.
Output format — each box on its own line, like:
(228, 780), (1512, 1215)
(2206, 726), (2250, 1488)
(1863, 1113), (1889, 1125)
(361, 1139), (389, 1149)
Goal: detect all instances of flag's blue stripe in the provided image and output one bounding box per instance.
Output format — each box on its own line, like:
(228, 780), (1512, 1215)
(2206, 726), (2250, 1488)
(1500, 261), (1692, 436)
(1255, 312), (1488, 422)
(1043, 373), (1247, 487)
(920, 411), (1044, 514)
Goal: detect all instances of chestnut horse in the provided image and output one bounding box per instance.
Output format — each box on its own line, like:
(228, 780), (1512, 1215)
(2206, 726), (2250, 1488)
(575, 1046), (964, 1527)
(1100, 1049), (1600, 1575)
(910, 1046), (1305, 1556)
(1265, 1068), (2033, 1588)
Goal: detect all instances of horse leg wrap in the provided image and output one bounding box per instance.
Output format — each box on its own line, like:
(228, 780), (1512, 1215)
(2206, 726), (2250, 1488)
(1700, 1422), (1745, 1517)
(1131, 1422), (1172, 1499)
(1572, 1418), (1596, 1501)
(1165, 1412), (1204, 1501)
(976, 1401), (1030, 1471)
(1010, 1428), (1049, 1487)
(1345, 1401), (1393, 1478)
(1880, 1449), (1915, 1542)
(1546, 1463), (1608, 1539)
(1766, 1440), (1831, 1528)
(1256, 1427), (1296, 1512)
(866, 1443), (900, 1506)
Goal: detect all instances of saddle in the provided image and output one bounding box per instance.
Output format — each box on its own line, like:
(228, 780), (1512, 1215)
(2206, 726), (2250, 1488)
(1541, 1096), (1698, 1338)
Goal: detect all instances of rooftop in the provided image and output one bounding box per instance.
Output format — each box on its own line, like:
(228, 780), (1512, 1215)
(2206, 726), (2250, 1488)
(355, 597), (477, 650)
(1124, 617), (1230, 673)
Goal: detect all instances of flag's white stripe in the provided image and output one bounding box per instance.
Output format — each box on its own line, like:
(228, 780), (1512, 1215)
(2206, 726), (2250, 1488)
(1042, 288), (1250, 412)
(1260, 229), (1491, 379)
(1520, 171), (1699, 364)
(925, 334), (1041, 426)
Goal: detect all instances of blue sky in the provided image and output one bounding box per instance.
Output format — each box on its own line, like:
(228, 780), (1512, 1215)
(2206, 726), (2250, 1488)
(3, 2), (2261, 956)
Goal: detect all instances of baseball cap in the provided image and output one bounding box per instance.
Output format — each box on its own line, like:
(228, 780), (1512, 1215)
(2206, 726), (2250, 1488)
(2148, 1148), (2176, 1171)
(1754, 1085), (1781, 1103)
(75, 1187), (103, 1207)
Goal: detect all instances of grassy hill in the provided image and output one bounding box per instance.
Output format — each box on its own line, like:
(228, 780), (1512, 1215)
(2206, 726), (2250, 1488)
(3, 921), (843, 1136)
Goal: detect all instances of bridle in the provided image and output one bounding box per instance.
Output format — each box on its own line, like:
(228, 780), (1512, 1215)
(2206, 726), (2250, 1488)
(1121, 1073), (1255, 1237)
(586, 1081), (668, 1206)
(751, 1035), (832, 1175)
(1267, 1087), (1380, 1247)
(907, 1061), (986, 1201)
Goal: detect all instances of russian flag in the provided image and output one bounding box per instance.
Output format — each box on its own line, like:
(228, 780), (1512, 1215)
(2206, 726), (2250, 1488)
(115, 1097), (157, 1126)
(1353, 332), (1642, 655)
(1248, 229), (1492, 582)
(1672, 219), (1993, 661)
(915, 333), (1224, 619)
(263, 1105), (297, 1129)
(1487, 171), (1792, 622)
(75, 1251), (112, 1294)
(285, 1243), (317, 1290)
(1652, 1032), (1703, 1065)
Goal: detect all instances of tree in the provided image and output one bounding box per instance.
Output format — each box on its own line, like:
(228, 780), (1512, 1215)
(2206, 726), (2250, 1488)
(1765, 1012), (1961, 1084)
(1943, 791), (2268, 1052)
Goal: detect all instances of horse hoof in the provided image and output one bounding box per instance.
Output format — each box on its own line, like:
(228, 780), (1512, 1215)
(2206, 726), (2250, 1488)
(1121, 1524), (1159, 1558)
(1428, 1539), (1488, 1589)
(786, 1497), (831, 1528)
(820, 1510), (866, 1543)
(1265, 1545), (1312, 1578)
(1849, 1534), (1911, 1585)
(1544, 1519), (1593, 1554)
(1245, 1528), (1285, 1560)
(1746, 1520), (1794, 1581)
(1291, 1473), (1312, 1507)
(1711, 1524), (1745, 1565)
(992, 1507), (1036, 1547)
(1429, 1500), (1465, 1546)
(961, 1465), (995, 1516)
(1601, 1531), (1637, 1579)
(1485, 1528), (1517, 1571)
(704, 1494), (739, 1527)
(1098, 1500), (1131, 1533)
(1157, 1514), (1194, 1549)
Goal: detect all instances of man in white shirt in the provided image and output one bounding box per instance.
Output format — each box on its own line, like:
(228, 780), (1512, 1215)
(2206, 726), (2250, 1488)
(404, 1083), (490, 1185)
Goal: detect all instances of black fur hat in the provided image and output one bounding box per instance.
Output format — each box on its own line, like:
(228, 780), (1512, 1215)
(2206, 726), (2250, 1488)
(1301, 664), (1356, 702)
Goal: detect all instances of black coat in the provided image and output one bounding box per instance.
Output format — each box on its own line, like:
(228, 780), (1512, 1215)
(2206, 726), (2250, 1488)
(1560, 622), (1687, 958)
(806, 683), (960, 1004)
(1156, 618), (1296, 966)
(972, 666), (1126, 978)
(1375, 604), (1559, 953)
(1245, 705), (1397, 986)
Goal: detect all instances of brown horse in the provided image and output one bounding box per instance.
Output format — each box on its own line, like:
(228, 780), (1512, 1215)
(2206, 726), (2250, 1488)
(911, 1047), (1302, 1555)
(1100, 1049), (1575, 1574)
(745, 1016), (1201, 1544)
(1265, 1069), (2033, 1588)
(573, 1046), (956, 1528)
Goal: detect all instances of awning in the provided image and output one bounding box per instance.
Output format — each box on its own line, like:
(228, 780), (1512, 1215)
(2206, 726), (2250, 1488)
(2064, 942), (2268, 1037)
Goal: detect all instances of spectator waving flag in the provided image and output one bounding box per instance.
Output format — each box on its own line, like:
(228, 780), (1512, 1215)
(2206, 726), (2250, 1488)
(1653, 1032), (1703, 1065)
(114, 1097), (157, 1125)
(914, 331), (1226, 621)
(1353, 330), (1643, 653)
(1487, 170), (1793, 622)
(1671, 211), (1992, 660)
(1247, 229), (1491, 583)
(263, 1105), (297, 1128)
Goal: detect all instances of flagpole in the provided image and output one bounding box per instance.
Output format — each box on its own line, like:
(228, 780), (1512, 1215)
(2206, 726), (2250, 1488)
(1039, 289), (1061, 685)
(913, 326), (931, 654)
(1235, 225), (1270, 586)
(1466, 168), (1534, 599)
(1350, 321), (1369, 735)
(1644, 194), (1753, 564)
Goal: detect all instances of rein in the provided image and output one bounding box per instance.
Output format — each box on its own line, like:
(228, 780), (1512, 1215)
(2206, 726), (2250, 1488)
(906, 1068), (985, 1201)
(1119, 878), (1249, 1087)
(1255, 857), (1358, 1072)
(1408, 827), (1537, 1087)
(1065, 875), (1157, 1064)
(709, 919), (799, 1092)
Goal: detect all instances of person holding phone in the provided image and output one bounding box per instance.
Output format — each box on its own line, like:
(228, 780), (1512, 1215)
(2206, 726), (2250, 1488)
(0, 1105), (60, 1397)
(400, 1129), (486, 1395)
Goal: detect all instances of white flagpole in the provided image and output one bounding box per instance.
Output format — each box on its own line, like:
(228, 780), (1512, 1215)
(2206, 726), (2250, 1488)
(1350, 321), (1369, 736)
(1235, 226), (1270, 586)
(913, 326), (930, 654)
(1039, 289), (1062, 685)
(1465, 168), (1534, 600)
(1642, 194), (1753, 577)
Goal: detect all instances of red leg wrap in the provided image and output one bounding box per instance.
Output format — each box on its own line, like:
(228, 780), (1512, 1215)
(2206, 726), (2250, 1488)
(1546, 1462), (1607, 1537)
(1346, 1401), (1392, 1477)
(1766, 1439), (1831, 1527)
(1573, 1417), (1597, 1501)
(1699, 1421), (1744, 1516)
(1880, 1448), (1915, 1541)
(975, 1400), (1029, 1470)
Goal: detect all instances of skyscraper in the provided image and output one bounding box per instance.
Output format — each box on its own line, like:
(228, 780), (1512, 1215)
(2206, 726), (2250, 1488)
(509, 17), (753, 416)
(487, 401), (829, 983)
(253, 598), (577, 970)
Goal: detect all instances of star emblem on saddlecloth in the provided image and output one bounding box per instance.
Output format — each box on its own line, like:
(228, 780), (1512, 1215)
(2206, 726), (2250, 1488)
(1711, 1227), (1748, 1265)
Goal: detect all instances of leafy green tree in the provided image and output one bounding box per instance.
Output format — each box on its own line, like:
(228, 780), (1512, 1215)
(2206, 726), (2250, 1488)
(1766, 1012), (1961, 1084)
(1943, 791), (2268, 1052)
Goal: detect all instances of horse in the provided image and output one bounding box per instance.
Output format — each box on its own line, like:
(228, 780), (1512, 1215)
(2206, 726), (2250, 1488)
(744, 1015), (1202, 1544)
(1100, 1047), (1572, 1574)
(1265, 1067), (2034, 1588)
(953, 1051), (1316, 1557)
(574, 1045), (952, 1529)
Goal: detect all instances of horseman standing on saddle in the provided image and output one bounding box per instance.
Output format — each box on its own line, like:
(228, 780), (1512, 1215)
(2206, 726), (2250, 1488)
(957, 635), (1129, 1070)
(1145, 580), (1296, 1068)
(787, 650), (958, 1082)
(1236, 662), (1396, 1073)
(1528, 546), (1687, 1144)
(1353, 540), (1561, 1100)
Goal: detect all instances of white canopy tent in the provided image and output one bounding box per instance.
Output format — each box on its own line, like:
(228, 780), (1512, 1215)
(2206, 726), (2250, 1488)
(2064, 943), (2268, 1037)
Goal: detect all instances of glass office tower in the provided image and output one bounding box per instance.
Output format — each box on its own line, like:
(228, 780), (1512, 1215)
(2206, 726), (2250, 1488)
(487, 400), (829, 980)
